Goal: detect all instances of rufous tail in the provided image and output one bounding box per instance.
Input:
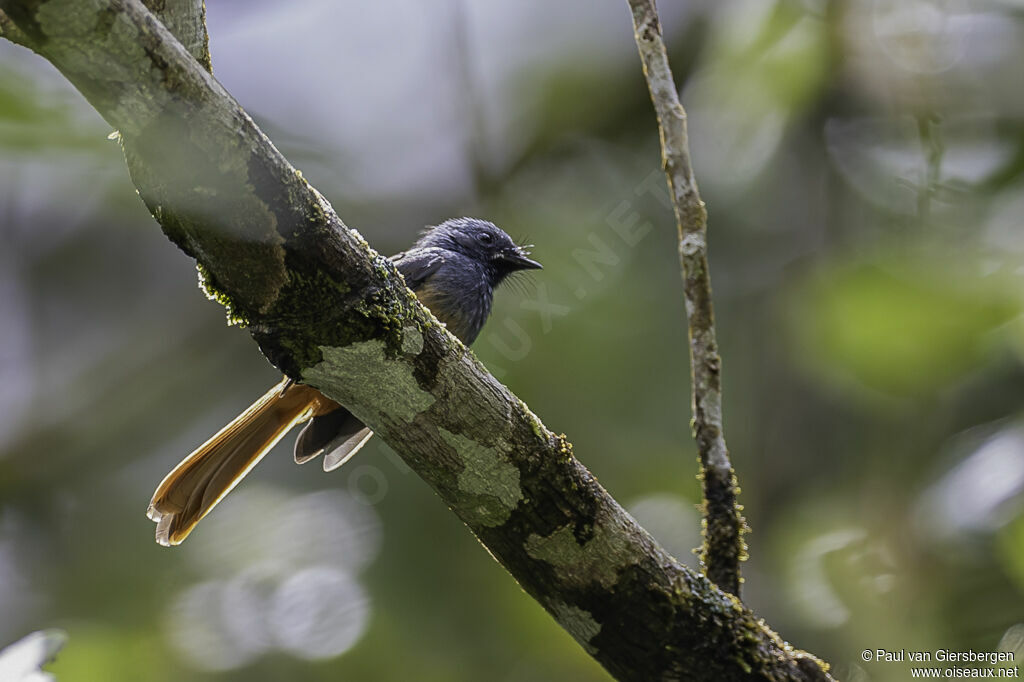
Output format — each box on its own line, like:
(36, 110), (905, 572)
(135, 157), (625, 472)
(147, 379), (332, 546)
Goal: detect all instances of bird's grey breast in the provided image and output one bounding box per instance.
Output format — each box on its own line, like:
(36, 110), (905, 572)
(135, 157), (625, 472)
(413, 253), (493, 345)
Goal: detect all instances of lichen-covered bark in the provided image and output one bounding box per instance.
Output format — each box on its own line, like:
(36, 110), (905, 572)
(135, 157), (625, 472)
(139, 0), (210, 71)
(0, 1), (833, 679)
(627, 0), (747, 599)
(0, 6), (32, 46)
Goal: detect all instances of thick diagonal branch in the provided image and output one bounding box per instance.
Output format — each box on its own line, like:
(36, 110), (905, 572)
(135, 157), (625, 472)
(0, 7), (32, 47)
(140, 0), (210, 72)
(0, 1), (829, 679)
(627, 0), (746, 598)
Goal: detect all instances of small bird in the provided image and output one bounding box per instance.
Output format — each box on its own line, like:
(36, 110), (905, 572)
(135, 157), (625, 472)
(147, 218), (541, 546)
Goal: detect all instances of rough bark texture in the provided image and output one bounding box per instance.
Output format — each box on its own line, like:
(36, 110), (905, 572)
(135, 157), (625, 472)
(627, 0), (747, 599)
(139, 0), (209, 71)
(0, 1), (833, 679)
(0, 6), (32, 46)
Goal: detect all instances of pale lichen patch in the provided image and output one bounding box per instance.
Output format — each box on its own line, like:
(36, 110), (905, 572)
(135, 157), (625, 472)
(303, 340), (434, 424)
(525, 518), (634, 589)
(549, 602), (601, 655)
(441, 429), (522, 527)
(401, 325), (423, 355)
(679, 231), (705, 257)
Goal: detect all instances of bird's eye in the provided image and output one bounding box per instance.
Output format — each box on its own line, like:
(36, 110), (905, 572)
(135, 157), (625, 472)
(478, 232), (494, 245)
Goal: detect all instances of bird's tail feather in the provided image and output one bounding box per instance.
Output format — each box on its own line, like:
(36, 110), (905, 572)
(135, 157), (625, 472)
(323, 428), (373, 472)
(293, 407), (373, 471)
(147, 379), (325, 546)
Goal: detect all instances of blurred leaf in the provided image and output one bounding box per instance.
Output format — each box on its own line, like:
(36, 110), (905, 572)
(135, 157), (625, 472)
(997, 514), (1024, 595)
(46, 627), (174, 682)
(708, 0), (830, 111)
(688, 2), (830, 187)
(787, 259), (1021, 397)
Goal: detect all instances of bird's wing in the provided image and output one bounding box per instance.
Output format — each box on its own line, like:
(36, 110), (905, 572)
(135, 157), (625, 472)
(390, 247), (447, 290)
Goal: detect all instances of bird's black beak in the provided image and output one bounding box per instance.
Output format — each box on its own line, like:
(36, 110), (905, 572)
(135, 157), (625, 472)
(499, 245), (542, 271)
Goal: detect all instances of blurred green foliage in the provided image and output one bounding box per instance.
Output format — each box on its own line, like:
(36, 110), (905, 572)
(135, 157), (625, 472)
(789, 259), (1021, 397)
(1, 2), (1024, 682)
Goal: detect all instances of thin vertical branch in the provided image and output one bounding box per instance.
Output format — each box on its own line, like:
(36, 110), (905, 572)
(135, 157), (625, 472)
(450, 0), (491, 197)
(627, 0), (746, 597)
(916, 112), (943, 226)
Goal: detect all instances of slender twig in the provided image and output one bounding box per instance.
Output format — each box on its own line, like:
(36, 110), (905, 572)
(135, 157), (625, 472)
(450, 0), (491, 197)
(916, 112), (943, 226)
(627, 0), (746, 598)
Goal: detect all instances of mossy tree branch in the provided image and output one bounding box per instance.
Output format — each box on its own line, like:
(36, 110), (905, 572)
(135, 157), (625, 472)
(627, 0), (747, 599)
(0, 1), (832, 679)
(140, 0), (210, 72)
(0, 7), (33, 47)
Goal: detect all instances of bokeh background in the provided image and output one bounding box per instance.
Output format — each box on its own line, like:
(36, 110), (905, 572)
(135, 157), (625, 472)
(2, 1), (1024, 680)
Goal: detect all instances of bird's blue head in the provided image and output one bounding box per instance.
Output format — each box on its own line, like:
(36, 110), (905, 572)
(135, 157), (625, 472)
(419, 217), (541, 287)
